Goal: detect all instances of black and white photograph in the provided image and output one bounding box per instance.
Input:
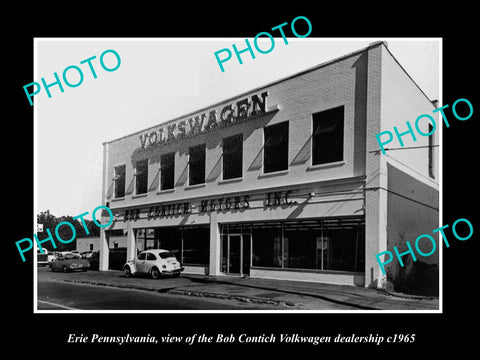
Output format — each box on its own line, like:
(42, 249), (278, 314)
(7, 7), (478, 355)
(32, 38), (441, 313)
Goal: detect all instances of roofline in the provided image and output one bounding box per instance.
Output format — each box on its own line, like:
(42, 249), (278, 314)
(382, 43), (438, 106)
(104, 41), (388, 145)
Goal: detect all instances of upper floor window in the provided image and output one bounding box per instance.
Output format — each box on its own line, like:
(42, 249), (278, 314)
(160, 152), (175, 190)
(312, 106), (344, 165)
(189, 144), (206, 186)
(264, 121), (289, 173)
(222, 133), (243, 180)
(135, 159), (148, 195)
(113, 164), (126, 198)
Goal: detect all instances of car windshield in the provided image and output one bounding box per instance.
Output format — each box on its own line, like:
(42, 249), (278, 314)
(159, 252), (175, 259)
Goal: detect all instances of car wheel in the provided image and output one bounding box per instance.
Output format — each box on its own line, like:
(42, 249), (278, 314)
(151, 267), (161, 280)
(124, 266), (132, 278)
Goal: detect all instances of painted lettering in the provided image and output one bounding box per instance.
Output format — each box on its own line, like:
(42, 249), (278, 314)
(139, 92), (269, 149)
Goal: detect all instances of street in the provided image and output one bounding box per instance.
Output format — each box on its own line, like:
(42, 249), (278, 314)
(36, 266), (439, 311)
(37, 280), (279, 310)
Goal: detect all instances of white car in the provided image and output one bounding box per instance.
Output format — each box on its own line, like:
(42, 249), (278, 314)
(47, 252), (57, 263)
(123, 249), (184, 279)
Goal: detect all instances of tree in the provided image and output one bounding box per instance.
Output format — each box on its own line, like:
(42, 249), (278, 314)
(37, 210), (101, 252)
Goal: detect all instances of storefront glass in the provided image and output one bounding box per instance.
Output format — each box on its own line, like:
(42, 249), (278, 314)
(283, 218), (365, 272)
(136, 228), (157, 253)
(156, 227), (181, 260)
(137, 226), (210, 266)
(251, 222), (282, 268)
(182, 227), (209, 265)
(222, 217), (365, 274)
(220, 224), (252, 275)
(283, 223), (319, 269)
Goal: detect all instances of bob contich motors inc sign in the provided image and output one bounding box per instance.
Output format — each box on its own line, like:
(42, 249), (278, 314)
(140, 92), (269, 149)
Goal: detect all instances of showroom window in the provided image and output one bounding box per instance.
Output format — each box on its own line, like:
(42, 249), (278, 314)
(284, 218), (365, 272)
(152, 226), (210, 266)
(182, 227), (210, 265)
(136, 228), (156, 252)
(157, 227), (182, 260)
(250, 217), (365, 272)
(251, 222), (283, 268)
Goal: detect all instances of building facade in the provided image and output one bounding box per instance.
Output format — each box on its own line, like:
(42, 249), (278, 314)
(77, 235), (127, 253)
(99, 41), (439, 289)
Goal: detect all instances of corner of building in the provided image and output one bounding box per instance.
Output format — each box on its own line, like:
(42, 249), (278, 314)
(99, 141), (110, 271)
(364, 42), (388, 289)
(365, 41), (440, 295)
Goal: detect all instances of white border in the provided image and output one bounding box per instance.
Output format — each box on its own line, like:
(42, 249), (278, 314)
(33, 37), (442, 314)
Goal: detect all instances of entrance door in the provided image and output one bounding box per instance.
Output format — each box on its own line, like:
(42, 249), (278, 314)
(222, 234), (250, 276)
(242, 233), (251, 276)
(222, 231), (251, 276)
(228, 235), (242, 275)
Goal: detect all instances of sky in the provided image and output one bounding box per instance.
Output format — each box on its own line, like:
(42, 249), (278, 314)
(35, 38), (440, 219)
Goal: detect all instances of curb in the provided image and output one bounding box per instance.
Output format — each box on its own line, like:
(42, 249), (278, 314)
(63, 279), (296, 307)
(167, 289), (296, 307)
(195, 276), (438, 302)
(377, 288), (438, 301)
(183, 277), (379, 310)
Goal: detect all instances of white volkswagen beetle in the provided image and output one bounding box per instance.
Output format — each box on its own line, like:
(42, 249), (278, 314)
(123, 249), (184, 279)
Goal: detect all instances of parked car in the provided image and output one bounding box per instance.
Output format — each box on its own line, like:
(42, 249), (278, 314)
(123, 249), (184, 279)
(56, 251), (82, 259)
(47, 252), (58, 263)
(81, 251), (95, 259)
(37, 248), (49, 267)
(50, 253), (90, 272)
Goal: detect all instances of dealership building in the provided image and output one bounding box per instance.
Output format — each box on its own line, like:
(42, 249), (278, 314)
(98, 41), (439, 289)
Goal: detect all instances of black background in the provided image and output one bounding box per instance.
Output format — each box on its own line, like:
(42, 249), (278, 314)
(6, 4), (478, 355)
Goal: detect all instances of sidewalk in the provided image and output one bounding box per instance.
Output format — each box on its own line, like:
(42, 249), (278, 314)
(37, 268), (439, 311)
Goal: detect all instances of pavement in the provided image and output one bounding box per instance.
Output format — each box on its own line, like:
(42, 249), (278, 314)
(37, 267), (439, 311)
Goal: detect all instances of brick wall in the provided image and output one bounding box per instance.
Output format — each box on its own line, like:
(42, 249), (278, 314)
(364, 43), (386, 288)
(104, 50), (369, 211)
(380, 47), (439, 181)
